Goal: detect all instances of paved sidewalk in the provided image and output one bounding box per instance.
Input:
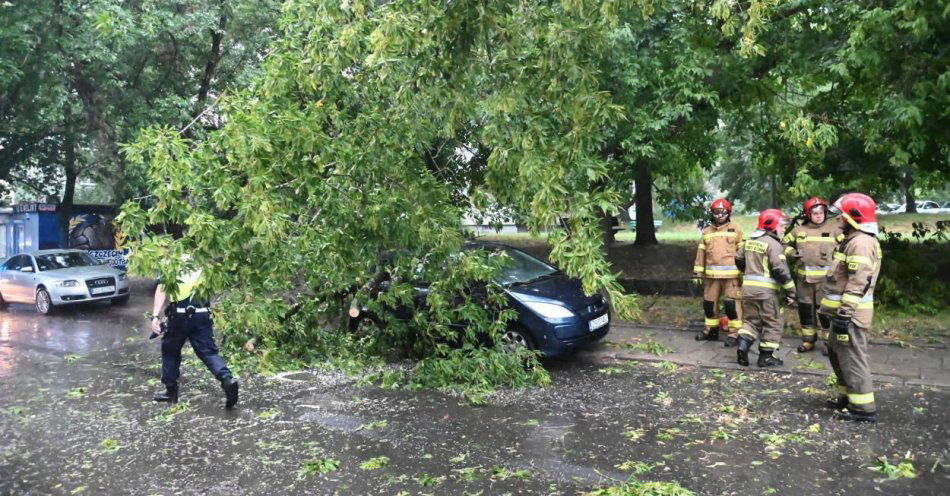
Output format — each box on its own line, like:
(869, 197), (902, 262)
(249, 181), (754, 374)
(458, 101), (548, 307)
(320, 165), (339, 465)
(583, 322), (950, 389)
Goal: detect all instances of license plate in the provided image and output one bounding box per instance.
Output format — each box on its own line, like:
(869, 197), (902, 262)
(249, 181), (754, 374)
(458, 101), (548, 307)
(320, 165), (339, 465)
(589, 313), (609, 331)
(91, 286), (115, 295)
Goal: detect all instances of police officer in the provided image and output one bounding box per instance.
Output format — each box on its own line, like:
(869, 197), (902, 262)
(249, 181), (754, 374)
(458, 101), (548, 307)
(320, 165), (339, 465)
(783, 197), (843, 353)
(818, 193), (881, 423)
(693, 198), (744, 344)
(151, 265), (239, 409)
(735, 209), (796, 367)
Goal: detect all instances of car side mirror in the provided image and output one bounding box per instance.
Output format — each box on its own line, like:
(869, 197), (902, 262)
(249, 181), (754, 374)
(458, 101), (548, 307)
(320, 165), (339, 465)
(20, 266), (34, 273)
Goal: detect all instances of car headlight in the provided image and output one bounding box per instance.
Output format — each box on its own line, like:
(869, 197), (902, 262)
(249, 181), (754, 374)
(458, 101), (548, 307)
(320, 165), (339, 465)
(118, 273), (128, 281)
(522, 301), (575, 319)
(56, 280), (80, 288)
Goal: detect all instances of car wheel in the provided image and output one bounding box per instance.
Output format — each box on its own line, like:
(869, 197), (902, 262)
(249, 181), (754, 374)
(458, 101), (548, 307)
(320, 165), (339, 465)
(500, 326), (534, 353)
(112, 295), (130, 306)
(36, 288), (55, 315)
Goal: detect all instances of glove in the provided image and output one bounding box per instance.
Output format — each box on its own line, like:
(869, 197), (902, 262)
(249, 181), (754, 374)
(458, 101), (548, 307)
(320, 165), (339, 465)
(692, 275), (703, 287)
(831, 316), (851, 335)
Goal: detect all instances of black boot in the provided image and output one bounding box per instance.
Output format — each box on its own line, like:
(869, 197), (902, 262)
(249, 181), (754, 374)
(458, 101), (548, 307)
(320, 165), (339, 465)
(153, 386), (178, 403)
(723, 335), (738, 347)
(825, 396), (848, 410)
(736, 337), (754, 366)
(221, 377), (239, 409)
(833, 409), (877, 423)
(695, 329), (719, 341)
(757, 349), (784, 368)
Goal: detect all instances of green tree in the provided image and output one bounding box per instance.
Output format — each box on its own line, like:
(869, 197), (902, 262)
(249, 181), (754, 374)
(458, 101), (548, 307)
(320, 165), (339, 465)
(601, 2), (720, 244)
(119, 0), (676, 383)
(0, 0), (281, 211)
(711, 0), (949, 211)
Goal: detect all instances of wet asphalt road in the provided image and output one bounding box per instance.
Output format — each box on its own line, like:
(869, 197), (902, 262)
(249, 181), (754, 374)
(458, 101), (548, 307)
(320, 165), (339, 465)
(1, 293), (948, 495)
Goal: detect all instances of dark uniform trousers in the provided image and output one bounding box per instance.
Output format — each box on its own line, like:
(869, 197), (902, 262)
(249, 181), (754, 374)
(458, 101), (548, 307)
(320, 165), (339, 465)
(739, 295), (783, 351)
(825, 321), (876, 413)
(161, 311), (232, 388)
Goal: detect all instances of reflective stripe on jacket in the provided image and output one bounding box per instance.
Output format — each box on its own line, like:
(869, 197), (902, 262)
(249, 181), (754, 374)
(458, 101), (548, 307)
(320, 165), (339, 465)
(782, 222), (842, 284)
(736, 232), (795, 300)
(694, 222), (744, 279)
(818, 231), (882, 328)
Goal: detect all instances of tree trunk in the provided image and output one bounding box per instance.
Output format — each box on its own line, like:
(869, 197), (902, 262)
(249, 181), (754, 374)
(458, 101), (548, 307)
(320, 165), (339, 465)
(600, 210), (616, 246)
(194, 0), (228, 107)
(634, 161), (658, 245)
(903, 164), (916, 213)
(58, 133), (78, 248)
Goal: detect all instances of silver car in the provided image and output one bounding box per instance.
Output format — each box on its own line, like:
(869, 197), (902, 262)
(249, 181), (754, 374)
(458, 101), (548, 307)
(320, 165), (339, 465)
(0, 249), (131, 314)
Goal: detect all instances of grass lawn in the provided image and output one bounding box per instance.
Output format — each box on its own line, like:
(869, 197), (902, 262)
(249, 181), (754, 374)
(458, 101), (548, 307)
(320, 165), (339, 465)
(632, 294), (950, 344)
(479, 213), (950, 244)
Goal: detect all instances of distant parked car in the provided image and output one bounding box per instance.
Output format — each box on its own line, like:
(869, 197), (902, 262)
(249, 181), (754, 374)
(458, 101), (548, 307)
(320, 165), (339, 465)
(0, 249), (131, 315)
(876, 203), (901, 215)
(890, 201), (943, 214)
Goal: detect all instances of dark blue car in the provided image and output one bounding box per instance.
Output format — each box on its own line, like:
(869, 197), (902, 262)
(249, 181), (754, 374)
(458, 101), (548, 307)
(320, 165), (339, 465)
(350, 242), (611, 358)
(489, 244), (611, 357)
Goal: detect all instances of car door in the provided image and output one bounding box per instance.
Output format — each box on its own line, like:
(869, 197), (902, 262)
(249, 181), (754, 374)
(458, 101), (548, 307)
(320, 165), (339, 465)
(1, 255), (27, 302)
(11, 255), (39, 302)
(0, 257), (16, 301)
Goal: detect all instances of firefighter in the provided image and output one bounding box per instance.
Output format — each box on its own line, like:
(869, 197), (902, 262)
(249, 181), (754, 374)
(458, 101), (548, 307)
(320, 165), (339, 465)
(735, 209), (796, 367)
(783, 197), (843, 353)
(693, 198), (744, 344)
(818, 193), (882, 423)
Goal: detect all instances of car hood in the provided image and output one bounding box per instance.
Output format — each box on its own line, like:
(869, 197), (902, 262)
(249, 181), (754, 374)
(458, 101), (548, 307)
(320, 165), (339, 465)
(506, 273), (601, 311)
(38, 266), (121, 279)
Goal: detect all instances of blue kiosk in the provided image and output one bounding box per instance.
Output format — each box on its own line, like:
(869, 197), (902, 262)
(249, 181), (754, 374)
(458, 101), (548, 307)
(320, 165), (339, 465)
(0, 203), (128, 268)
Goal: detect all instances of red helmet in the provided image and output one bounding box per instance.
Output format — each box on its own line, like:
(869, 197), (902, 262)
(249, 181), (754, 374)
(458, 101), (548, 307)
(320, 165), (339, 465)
(803, 196), (828, 214)
(757, 209), (789, 232)
(831, 193), (878, 234)
(710, 198), (732, 213)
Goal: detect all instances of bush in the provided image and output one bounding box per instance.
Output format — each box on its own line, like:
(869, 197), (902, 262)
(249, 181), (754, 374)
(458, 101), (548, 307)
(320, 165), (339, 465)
(876, 222), (950, 314)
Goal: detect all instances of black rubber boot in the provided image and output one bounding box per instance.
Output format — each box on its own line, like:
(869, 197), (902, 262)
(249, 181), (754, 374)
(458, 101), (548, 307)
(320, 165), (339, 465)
(153, 386), (179, 403)
(833, 409), (877, 423)
(757, 349), (784, 368)
(221, 377), (239, 409)
(736, 337), (754, 366)
(695, 329), (719, 341)
(825, 396), (848, 410)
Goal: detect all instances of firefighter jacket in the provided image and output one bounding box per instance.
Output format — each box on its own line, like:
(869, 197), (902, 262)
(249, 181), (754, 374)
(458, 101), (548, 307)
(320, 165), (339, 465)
(736, 231), (796, 300)
(694, 222), (744, 279)
(782, 221), (843, 284)
(818, 230), (882, 329)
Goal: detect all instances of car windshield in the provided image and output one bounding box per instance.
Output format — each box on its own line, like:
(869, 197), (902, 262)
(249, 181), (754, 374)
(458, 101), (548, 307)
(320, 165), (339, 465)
(494, 248), (559, 286)
(35, 252), (100, 271)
